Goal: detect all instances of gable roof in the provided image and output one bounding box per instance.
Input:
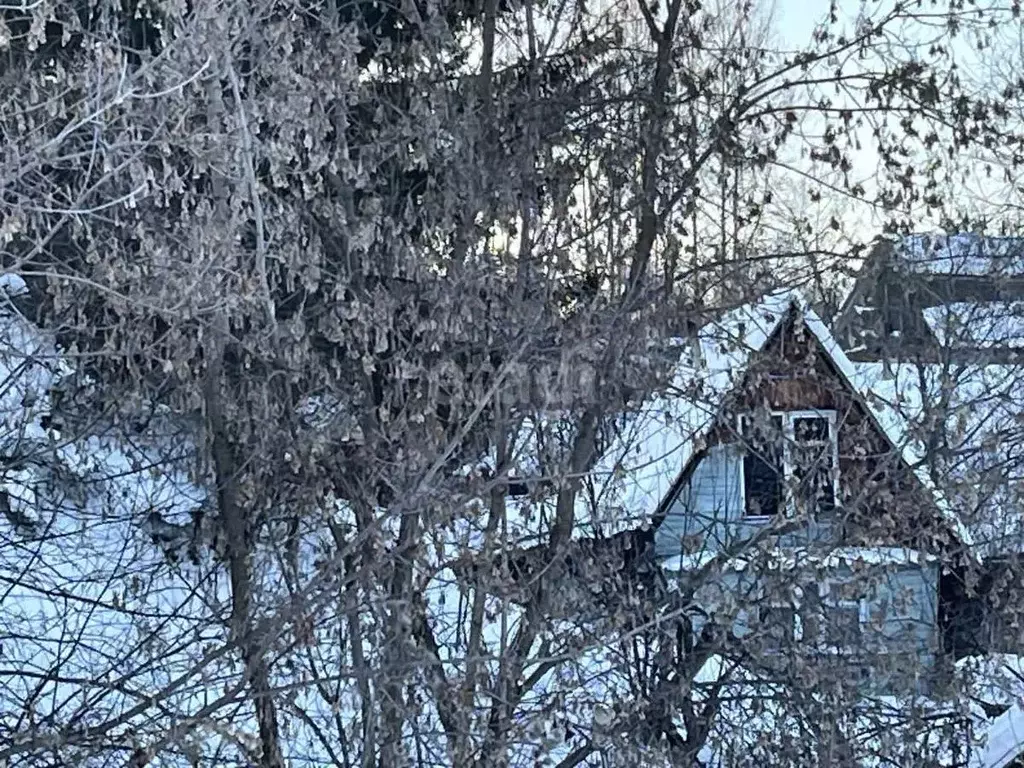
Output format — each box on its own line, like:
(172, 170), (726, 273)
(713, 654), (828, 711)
(830, 234), (1024, 556)
(584, 289), (973, 550)
(849, 359), (1024, 557)
(838, 234), (1024, 284)
(834, 235), (1024, 356)
(579, 292), (794, 535)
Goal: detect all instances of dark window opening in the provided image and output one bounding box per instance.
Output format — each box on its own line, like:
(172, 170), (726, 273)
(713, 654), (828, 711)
(741, 414), (783, 518)
(881, 285), (916, 339)
(759, 603), (798, 645)
(740, 412), (838, 519)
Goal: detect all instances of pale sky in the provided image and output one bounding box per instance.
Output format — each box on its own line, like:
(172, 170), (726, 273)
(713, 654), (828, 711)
(774, 0), (829, 47)
(769, 0), (1021, 235)
(485, 0), (1022, 278)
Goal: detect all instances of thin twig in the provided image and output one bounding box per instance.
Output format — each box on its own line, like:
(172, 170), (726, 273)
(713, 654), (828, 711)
(227, 63), (275, 331)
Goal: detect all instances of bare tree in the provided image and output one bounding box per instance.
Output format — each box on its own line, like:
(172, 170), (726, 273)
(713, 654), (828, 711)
(0, 0), (1022, 766)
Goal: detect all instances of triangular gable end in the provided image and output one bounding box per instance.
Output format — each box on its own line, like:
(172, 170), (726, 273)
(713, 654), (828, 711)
(800, 298), (974, 553)
(652, 293), (973, 556)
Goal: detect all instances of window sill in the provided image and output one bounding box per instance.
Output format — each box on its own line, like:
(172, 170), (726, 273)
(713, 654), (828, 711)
(740, 511), (842, 525)
(813, 645), (861, 657)
(741, 515), (773, 524)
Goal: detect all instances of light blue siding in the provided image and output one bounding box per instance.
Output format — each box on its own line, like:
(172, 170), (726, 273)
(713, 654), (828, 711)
(869, 561), (939, 651)
(679, 561), (940, 694)
(854, 561), (940, 693)
(657, 446), (943, 694)
(655, 445), (743, 557)
(655, 445), (841, 557)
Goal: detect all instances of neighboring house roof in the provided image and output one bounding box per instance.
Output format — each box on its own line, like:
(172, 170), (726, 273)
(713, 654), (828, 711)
(894, 234), (1024, 278)
(922, 303), (1024, 350)
(583, 289), (973, 551)
(834, 234), (1024, 361)
(836, 233), (1024, 288)
(579, 291), (794, 535)
(977, 704), (1024, 768)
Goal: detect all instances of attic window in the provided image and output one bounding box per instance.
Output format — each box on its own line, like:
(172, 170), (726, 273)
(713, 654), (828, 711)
(792, 415), (838, 516)
(739, 410), (839, 519)
(740, 413), (784, 518)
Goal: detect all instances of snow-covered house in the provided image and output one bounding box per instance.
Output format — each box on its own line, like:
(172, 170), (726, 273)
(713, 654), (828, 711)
(581, 290), (976, 699)
(835, 234), (1024, 363)
(834, 234), (1024, 654)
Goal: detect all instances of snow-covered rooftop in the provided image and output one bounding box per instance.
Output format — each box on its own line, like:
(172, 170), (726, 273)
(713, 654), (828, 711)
(977, 704), (1024, 768)
(895, 234), (1024, 277)
(578, 291), (795, 531)
(0, 272), (28, 297)
(570, 288), (973, 548)
(827, 234), (1024, 554)
(922, 303), (1024, 349)
(956, 655), (1024, 768)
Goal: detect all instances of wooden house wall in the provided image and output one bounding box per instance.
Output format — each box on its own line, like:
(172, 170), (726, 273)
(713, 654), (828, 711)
(654, 312), (946, 560)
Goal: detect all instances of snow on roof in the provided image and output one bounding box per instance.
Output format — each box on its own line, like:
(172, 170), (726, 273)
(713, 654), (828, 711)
(851, 360), (1024, 556)
(773, 296), (975, 549)
(977, 704), (1024, 768)
(851, 363), (1024, 454)
(543, 287), (972, 549)
(764, 294), (964, 542)
(577, 291), (795, 534)
(0, 273), (28, 297)
(922, 303), (1024, 349)
(493, 293), (798, 545)
(567, 288), (975, 547)
(895, 234), (1024, 277)
(481, 286), (979, 559)
(662, 546), (938, 574)
(954, 656), (1024, 768)
(958, 655), (1024, 768)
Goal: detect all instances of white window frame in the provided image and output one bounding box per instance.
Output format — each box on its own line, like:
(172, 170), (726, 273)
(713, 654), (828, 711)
(754, 583), (812, 652)
(737, 409), (839, 521)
